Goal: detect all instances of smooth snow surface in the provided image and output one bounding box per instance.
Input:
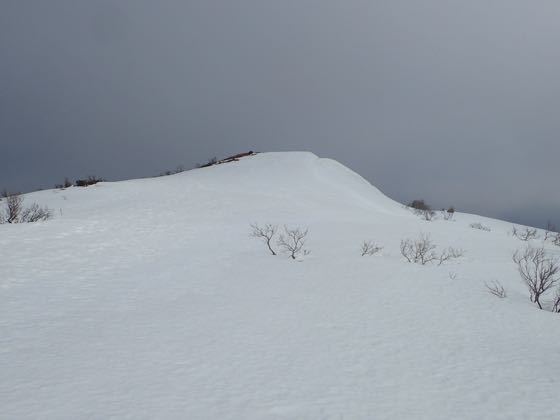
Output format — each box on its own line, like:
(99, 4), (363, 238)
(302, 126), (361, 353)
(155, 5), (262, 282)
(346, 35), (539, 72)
(1, 152), (559, 419)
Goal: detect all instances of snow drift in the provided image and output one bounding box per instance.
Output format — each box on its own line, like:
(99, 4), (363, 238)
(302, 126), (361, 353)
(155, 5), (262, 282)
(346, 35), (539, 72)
(1, 152), (559, 419)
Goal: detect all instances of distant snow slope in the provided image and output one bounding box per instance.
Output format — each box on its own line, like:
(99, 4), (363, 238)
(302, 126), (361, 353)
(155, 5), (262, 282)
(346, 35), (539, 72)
(1, 152), (559, 419)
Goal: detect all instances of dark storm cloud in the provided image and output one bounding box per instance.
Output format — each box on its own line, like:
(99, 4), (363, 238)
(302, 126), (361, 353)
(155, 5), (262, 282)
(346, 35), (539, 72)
(1, 0), (559, 227)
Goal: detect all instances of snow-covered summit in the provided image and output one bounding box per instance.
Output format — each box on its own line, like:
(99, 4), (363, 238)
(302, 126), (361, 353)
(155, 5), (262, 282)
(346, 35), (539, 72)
(1, 152), (559, 419)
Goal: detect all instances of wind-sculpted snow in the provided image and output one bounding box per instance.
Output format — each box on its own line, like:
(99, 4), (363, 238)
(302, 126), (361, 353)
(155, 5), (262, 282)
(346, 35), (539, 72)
(1, 152), (559, 419)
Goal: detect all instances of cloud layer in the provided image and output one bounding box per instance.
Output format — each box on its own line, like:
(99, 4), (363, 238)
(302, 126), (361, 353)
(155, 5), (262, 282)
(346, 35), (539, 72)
(1, 0), (559, 227)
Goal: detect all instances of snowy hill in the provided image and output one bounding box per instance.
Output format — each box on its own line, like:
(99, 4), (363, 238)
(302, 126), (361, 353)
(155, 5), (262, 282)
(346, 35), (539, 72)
(1, 152), (559, 419)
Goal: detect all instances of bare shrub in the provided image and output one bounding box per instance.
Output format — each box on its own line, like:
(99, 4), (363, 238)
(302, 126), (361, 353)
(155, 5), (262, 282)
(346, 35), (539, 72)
(55, 177), (73, 189)
(544, 222), (560, 246)
(400, 239), (414, 262)
(401, 234), (463, 265)
(21, 203), (52, 222)
(552, 289), (560, 313)
(159, 165), (186, 177)
(197, 157), (218, 168)
(406, 199), (437, 221)
(5, 193), (23, 223)
(470, 222), (491, 232)
(277, 226), (309, 259)
(1, 193), (52, 224)
(485, 280), (507, 298)
(438, 247), (464, 266)
(544, 222), (556, 240)
(546, 232), (560, 247)
(443, 207), (455, 221)
(400, 233), (438, 265)
(251, 223), (278, 256)
(75, 176), (104, 187)
(361, 241), (383, 256)
(219, 151), (255, 164)
(417, 208), (436, 221)
(196, 152), (255, 169)
(408, 199), (430, 211)
(513, 246), (559, 309)
(512, 225), (538, 241)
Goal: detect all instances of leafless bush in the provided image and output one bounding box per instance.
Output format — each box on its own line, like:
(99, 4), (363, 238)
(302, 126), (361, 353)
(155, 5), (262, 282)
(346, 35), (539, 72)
(443, 207), (455, 221)
(197, 157), (218, 168)
(400, 233), (463, 265)
(56, 177), (73, 189)
(277, 226), (309, 259)
(438, 247), (464, 266)
(0, 193), (52, 224)
(408, 199), (430, 211)
(544, 222), (560, 246)
(552, 290), (560, 313)
(512, 225), (538, 241)
(75, 176), (104, 187)
(4, 193), (23, 223)
(21, 203), (52, 222)
(361, 241), (383, 256)
(513, 246), (559, 310)
(417, 208), (436, 221)
(470, 222), (491, 232)
(547, 233), (560, 247)
(407, 199), (437, 221)
(251, 223), (278, 256)
(400, 233), (438, 265)
(552, 289), (560, 313)
(159, 165), (186, 177)
(485, 280), (507, 298)
(544, 222), (556, 240)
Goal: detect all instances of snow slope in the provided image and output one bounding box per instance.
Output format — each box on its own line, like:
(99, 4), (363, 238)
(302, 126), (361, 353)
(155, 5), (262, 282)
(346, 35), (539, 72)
(1, 152), (559, 419)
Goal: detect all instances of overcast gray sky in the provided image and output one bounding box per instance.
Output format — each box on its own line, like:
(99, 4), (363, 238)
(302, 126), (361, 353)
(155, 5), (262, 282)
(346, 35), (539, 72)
(1, 0), (559, 227)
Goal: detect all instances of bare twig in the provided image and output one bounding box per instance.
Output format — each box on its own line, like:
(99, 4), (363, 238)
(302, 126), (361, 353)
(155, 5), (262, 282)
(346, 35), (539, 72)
(512, 225), (538, 241)
(414, 208), (436, 221)
(438, 247), (464, 266)
(470, 222), (491, 232)
(5, 193), (23, 223)
(552, 289), (560, 313)
(21, 203), (52, 222)
(485, 280), (507, 298)
(513, 246), (559, 309)
(250, 223), (278, 256)
(1, 192), (52, 224)
(277, 226), (309, 259)
(400, 233), (438, 265)
(400, 234), (463, 266)
(544, 222), (560, 246)
(361, 241), (383, 256)
(443, 207), (455, 221)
